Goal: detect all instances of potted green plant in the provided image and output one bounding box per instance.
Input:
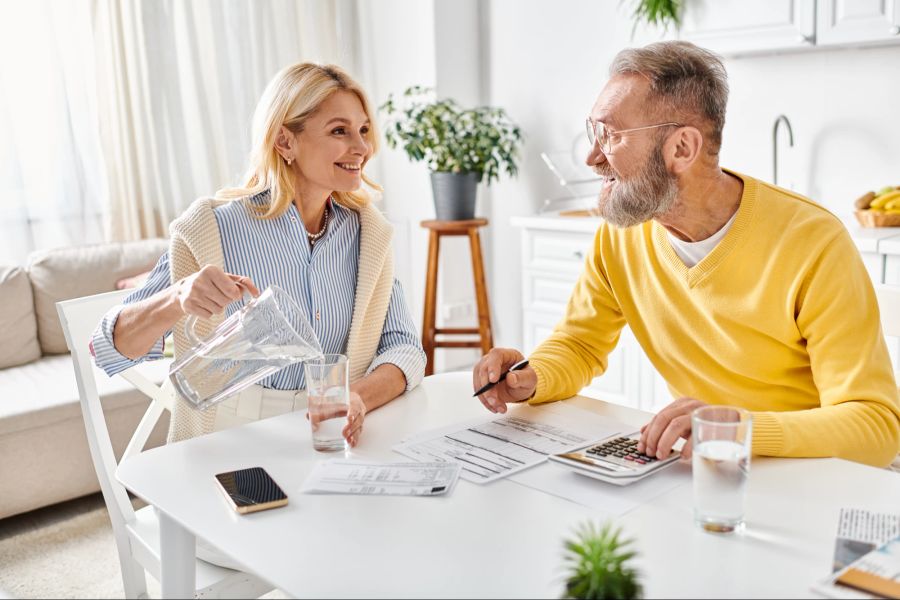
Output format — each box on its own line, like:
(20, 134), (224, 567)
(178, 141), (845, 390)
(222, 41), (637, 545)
(380, 86), (522, 221)
(628, 0), (683, 36)
(561, 521), (643, 600)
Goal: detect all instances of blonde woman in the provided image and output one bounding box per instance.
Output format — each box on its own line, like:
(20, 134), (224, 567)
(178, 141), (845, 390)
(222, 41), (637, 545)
(92, 63), (425, 447)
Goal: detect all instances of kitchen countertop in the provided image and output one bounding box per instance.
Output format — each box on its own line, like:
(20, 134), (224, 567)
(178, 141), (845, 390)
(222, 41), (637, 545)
(512, 214), (900, 254)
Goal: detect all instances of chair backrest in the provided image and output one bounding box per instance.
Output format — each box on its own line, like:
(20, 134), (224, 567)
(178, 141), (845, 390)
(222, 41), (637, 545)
(56, 290), (172, 533)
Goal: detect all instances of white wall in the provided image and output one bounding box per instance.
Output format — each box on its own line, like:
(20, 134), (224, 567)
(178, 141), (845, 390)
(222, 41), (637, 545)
(356, 0), (491, 371)
(353, 0), (436, 358)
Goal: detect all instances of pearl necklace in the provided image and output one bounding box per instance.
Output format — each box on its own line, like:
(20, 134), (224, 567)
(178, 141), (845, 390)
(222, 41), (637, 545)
(307, 206), (330, 245)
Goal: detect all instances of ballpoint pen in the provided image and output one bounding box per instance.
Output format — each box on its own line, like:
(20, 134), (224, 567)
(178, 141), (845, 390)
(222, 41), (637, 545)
(472, 359), (530, 397)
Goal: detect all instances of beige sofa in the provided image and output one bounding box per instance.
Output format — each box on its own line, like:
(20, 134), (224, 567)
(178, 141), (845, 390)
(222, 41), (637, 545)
(0, 239), (172, 520)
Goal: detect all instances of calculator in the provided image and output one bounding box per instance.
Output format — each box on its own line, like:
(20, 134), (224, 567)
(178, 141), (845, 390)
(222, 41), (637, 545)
(548, 432), (681, 486)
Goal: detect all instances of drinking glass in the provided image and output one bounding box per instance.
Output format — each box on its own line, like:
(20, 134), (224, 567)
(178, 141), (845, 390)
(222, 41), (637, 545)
(305, 354), (350, 452)
(691, 406), (752, 533)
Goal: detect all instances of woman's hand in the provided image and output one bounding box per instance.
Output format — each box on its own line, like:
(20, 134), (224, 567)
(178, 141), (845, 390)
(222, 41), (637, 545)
(174, 265), (259, 318)
(342, 392), (367, 447)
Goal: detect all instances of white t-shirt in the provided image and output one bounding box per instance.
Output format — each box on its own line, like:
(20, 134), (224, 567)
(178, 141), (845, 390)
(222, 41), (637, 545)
(667, 210), (739, 267)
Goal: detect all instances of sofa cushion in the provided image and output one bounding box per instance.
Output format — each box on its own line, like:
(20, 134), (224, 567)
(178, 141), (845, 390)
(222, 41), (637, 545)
(27, 238), (169, 354)
(0, 354), (172, 436)
(0, 267), (42, 369)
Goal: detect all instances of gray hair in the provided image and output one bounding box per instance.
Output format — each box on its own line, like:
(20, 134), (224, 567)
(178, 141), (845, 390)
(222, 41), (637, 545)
(610, 41), (728, 155)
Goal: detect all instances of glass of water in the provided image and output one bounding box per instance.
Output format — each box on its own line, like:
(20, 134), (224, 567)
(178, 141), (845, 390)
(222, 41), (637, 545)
(304, 354), (349, 452)
(691, 406), (752, 533)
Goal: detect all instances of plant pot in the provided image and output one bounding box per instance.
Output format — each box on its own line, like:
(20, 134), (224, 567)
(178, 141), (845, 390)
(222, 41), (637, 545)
(430, 171), (478, 221)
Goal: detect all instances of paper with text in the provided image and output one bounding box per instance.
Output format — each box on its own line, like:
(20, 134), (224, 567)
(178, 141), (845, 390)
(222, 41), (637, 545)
(393, 403), (625, 484)
(833, 508), (900, 572)
(302, 460), (460, 496)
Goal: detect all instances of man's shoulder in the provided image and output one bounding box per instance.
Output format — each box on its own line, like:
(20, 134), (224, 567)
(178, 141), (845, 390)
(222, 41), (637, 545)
(741, 171), (846, 236)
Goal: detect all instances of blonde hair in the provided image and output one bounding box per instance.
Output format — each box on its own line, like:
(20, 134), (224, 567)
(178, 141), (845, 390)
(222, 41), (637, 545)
(217, 63), (381, 218)
(610, 41), (728, 155)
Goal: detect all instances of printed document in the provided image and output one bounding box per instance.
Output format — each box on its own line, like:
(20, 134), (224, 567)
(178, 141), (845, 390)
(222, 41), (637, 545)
(833, 508), (900, 571)
(302, 460), (460, 496)
(393, 403), (625, 484)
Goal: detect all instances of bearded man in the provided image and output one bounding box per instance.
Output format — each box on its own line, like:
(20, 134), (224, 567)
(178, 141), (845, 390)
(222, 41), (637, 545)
(472, 41), (899, 467)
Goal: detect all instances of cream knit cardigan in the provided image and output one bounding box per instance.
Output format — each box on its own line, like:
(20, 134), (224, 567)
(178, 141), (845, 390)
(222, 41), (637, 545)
(166, 197), (394, 443)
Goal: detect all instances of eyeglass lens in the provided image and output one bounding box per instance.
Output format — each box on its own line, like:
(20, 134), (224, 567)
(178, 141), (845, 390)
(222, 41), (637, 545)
(586, 119), (608, 152)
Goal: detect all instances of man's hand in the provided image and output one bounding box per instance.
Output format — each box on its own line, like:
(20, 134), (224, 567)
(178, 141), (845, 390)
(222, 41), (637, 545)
(472, 348), (537, 414)
(637, 397), (708, 460)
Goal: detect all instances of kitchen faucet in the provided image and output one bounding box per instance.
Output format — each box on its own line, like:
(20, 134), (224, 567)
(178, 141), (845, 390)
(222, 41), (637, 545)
(772, 114), (794, 187)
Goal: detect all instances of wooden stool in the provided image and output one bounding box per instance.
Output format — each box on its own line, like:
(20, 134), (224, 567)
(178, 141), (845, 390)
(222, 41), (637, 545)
(420, 218), (493, 376)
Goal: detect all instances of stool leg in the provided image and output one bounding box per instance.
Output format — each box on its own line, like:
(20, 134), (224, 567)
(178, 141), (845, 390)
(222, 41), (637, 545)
(422, 230), (440, 376)
(468, 229), (494, 356)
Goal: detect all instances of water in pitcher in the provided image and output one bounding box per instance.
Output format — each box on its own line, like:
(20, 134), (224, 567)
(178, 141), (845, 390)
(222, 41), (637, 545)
(169, 284), (325, 410)
(170, 341), (323, 410)
(692, 439), (750, 532)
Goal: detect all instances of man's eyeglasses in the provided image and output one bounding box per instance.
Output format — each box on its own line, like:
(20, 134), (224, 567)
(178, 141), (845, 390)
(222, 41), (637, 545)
(585, 118), (682, 155)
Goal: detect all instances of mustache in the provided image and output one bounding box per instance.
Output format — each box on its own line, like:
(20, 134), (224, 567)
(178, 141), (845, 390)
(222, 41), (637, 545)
(592, 165), (617, 178)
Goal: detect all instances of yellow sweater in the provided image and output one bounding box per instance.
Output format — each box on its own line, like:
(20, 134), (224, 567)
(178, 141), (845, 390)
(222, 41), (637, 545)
(530, 171), (900, 467)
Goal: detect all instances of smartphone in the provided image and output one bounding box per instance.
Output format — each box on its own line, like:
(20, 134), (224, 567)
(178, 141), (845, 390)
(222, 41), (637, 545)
(214, 467), (288, 514)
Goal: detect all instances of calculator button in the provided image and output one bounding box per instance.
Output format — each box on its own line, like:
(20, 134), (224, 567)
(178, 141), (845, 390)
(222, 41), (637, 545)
(624, 455), (634, 461)
(635, 459), (646, 465)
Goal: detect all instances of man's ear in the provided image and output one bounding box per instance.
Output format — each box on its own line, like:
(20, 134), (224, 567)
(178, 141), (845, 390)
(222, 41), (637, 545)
(274, 126), (295, 160)
(666, 126), (704, 175)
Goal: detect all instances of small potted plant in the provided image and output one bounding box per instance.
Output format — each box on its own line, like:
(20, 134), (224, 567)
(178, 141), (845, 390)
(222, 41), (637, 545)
(629, 0), (682, 34)
(380, 86), (522, 221)
(561, 521), (643, 600)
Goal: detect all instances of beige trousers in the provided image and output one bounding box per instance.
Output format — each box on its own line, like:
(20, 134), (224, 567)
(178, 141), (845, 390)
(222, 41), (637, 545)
(212, 384), (308, 431)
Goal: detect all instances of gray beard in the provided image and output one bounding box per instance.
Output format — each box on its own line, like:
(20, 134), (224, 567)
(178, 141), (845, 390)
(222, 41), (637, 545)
(597, 144), (678, 228)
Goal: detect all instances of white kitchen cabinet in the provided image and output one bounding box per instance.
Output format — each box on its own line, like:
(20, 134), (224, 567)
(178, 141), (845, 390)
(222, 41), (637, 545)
(883, 236), (900, 285)
(652, 0), (900, 57)
(816, 0), (900, 46)
(879, 236), (900, 370)
(680, 0), (816, 56)
(513, 215), (656, 411)
(849, 225), (900, 283)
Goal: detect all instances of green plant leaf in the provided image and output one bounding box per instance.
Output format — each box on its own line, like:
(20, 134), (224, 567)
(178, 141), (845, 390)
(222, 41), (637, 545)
(560, 521), (643, 600)
(377, 86), (523, 186)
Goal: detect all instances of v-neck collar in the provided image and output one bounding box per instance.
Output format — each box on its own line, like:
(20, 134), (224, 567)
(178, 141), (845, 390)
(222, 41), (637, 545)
(651, 169), (757, 288)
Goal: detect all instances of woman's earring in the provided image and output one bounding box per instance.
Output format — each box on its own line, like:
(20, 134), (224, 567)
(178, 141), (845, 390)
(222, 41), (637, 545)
(286, 157), (293, 166)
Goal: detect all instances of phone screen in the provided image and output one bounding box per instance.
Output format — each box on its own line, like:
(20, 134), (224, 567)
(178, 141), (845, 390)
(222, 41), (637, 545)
(214, 467), (288, 514)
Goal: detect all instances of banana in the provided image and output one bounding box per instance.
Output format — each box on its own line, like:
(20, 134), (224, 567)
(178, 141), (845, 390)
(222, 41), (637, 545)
(870, 190), (900, 209)
(885, 199), (900, 210)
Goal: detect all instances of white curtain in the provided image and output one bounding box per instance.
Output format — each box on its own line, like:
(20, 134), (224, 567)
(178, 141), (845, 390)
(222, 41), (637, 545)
(93, 0), (358, 240)
(0, 1), (107, 265)
(0, 1), (359, 264)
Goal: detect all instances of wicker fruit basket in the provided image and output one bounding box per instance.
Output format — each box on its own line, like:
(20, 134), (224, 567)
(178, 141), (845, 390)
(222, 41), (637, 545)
(855, 210), (900, 228)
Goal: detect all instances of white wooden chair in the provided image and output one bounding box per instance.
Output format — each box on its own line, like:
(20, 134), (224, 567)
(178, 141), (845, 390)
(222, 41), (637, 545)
(57, 290), (273, 599)
(874, 284), (900, 473)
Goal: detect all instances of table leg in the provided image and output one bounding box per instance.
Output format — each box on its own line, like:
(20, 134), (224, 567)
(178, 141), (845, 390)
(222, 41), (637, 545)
(159, 510), (195, 598)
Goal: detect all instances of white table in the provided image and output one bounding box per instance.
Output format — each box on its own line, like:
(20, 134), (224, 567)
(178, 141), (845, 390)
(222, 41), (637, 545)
(117, 372), (900, 598)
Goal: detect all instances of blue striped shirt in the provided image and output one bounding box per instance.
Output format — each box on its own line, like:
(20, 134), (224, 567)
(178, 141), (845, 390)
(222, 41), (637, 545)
(91, 196), (425, 391)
